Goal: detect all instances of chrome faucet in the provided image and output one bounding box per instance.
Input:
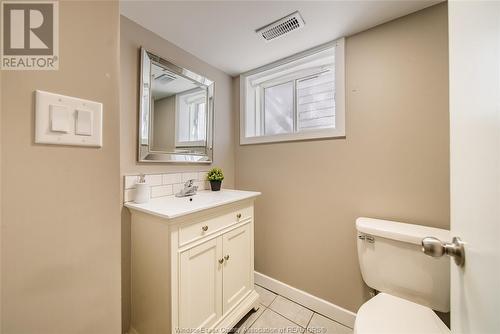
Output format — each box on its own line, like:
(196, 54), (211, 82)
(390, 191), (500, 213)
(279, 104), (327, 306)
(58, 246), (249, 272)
(175, 179), (198, 197)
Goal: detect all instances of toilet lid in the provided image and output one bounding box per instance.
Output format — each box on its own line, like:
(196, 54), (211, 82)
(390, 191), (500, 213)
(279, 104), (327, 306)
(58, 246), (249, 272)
(354, 293), (450, 334)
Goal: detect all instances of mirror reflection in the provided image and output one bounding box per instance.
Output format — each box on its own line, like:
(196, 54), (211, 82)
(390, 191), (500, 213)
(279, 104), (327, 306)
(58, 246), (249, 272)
(139, 48), (214, 163)
(151, 64), (207, 150)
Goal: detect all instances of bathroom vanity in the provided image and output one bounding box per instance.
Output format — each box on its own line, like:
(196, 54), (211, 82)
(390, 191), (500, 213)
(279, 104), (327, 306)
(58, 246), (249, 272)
(125, 189), (261, 334)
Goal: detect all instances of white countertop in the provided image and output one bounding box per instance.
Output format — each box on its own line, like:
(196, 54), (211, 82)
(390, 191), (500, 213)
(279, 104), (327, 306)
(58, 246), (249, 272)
(124, 189), (261, 219)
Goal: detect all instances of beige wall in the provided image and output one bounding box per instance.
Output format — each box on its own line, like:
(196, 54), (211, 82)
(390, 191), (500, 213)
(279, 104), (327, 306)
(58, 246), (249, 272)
(120, 16), (235, 179)
(1, 2), (121, 333)
(234, 3), (449, 313)
(152, 96), (175, 151)
(120, 16), (236, 331)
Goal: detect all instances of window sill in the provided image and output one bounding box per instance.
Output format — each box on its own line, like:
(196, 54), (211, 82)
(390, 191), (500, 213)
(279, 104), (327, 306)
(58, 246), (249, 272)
(240, 128), (346, 145)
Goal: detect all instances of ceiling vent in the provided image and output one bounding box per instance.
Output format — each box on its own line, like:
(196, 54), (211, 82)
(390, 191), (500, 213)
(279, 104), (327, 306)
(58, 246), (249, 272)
(154, 72), (177, 84)
(256, 11), (305, 42)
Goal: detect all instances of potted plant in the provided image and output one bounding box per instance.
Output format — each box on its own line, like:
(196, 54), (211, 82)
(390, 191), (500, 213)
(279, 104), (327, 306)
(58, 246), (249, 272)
(207, 167), (224, 191)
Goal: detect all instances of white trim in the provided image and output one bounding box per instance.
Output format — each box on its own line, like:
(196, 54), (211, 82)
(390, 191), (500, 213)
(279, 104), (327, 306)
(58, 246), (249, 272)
(240, 128), (344, 145)
(254, 271), (356, 329)
(334, 37), (346, 142)
(242, 40), (339, 78)
(239, 38), (346, 145)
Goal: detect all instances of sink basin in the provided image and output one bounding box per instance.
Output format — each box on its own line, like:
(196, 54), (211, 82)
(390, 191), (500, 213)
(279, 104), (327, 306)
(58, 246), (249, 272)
(124, 189), (261, 219)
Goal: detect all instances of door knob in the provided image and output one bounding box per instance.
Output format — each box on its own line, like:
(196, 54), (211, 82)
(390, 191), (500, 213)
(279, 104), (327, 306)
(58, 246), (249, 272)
(224, 254), (230, 261)
(218, 258), (224, 264)
(421, 236), (465, 266)
(201, 225), (208, 232)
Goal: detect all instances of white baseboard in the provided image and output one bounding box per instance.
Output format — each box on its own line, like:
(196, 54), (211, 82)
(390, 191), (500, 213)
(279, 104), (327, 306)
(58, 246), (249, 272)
(254, 271), (356, 329)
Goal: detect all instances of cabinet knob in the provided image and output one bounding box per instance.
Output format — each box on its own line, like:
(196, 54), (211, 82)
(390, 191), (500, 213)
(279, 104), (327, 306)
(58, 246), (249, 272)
(236, 213), (242, 219)
(224, 254), (230, 261)
(201, 225), (208, 232)
(218, 258), (224, 264)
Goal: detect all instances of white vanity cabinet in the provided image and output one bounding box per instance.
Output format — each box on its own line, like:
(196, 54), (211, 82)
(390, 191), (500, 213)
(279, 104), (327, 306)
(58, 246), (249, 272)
(126, 190), (260, 334)
(178, 223), (252, 329)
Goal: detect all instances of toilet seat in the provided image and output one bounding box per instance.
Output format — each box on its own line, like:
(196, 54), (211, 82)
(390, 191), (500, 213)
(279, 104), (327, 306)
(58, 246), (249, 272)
(354, 293), (450, 334)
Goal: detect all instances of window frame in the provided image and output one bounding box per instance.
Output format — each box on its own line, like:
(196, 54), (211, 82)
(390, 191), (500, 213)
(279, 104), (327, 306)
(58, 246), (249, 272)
(175, 89), (208, 148)
(239, 38), (345, 145)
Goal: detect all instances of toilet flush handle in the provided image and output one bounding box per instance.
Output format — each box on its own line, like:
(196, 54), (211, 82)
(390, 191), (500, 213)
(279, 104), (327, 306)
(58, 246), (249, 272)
(421, 236), (465, 267)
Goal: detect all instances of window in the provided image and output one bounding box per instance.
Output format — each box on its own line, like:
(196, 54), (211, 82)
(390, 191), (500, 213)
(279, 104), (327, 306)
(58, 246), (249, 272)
(264, 81), (294, 135)
(176, 89), (207, 147)
(240, 39), (345, 144)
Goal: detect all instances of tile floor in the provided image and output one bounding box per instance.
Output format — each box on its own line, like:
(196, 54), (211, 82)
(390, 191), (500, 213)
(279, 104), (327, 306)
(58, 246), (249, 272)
(233, 284), (353, 334)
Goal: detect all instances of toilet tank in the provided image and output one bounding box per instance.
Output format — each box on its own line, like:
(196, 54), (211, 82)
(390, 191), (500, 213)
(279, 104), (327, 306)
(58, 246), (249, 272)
(356, 217), (450, 313)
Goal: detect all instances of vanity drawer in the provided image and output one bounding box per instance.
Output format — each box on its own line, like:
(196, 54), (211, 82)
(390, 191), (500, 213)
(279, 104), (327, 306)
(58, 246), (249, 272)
(179, 206), (253, 245)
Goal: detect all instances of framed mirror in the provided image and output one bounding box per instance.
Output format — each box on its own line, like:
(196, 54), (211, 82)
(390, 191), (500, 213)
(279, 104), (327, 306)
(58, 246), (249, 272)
(138, 48), (214, 163)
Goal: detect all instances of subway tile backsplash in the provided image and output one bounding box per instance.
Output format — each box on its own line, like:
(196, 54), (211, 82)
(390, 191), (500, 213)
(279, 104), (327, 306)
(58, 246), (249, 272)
(150, 184), (173, 198)
(124, 175), (139, 189)
(123, 171), (209, 203)
(181, 172), (199, 183)
(145, 174), (162, 186)
(162, 173), (182, 185)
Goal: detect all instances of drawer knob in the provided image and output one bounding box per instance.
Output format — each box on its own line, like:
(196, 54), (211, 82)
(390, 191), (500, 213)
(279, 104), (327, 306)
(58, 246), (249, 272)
(218, 258), (224, 264)
(236, 213), (242, 219)
(201, 225), (208, 232)
(224, 254), (230, 261)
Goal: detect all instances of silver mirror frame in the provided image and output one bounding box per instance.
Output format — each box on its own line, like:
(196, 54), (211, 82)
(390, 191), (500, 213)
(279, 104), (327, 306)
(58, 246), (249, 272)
(138, 47), (214, 163)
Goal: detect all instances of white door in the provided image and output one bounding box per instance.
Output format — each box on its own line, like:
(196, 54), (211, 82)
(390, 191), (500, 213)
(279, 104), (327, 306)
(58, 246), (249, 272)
(179, 237), (223, 330)
(222, 224), (252, 314)
(449, 1), (500, 333)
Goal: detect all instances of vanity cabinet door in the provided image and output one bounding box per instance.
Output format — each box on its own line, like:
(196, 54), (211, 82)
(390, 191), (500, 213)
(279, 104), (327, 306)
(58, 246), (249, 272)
(179, 237), (223, 330)
(222, 223), (252, 314)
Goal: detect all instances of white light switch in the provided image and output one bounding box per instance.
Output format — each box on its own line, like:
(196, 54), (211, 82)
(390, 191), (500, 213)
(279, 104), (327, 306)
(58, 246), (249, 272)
(49, 105), (69, 133)
(35, 90), (103, 147)
(75, 109), (93, 136)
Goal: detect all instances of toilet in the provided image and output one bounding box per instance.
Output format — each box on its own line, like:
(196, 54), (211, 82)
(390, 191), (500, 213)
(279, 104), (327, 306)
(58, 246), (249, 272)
(354, 217), (451, 334)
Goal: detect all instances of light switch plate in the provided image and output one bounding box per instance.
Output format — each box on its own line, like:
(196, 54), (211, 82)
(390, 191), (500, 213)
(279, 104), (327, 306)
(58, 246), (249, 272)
(49, 105), (69, 133)
(75, 109), (93, 136)
(35, 90), (102, 147)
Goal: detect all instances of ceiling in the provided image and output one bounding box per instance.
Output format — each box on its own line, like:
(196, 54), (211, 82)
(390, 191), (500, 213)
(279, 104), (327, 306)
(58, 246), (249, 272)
(151, 63), (199, 100)
(120, 1), (441, 76)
